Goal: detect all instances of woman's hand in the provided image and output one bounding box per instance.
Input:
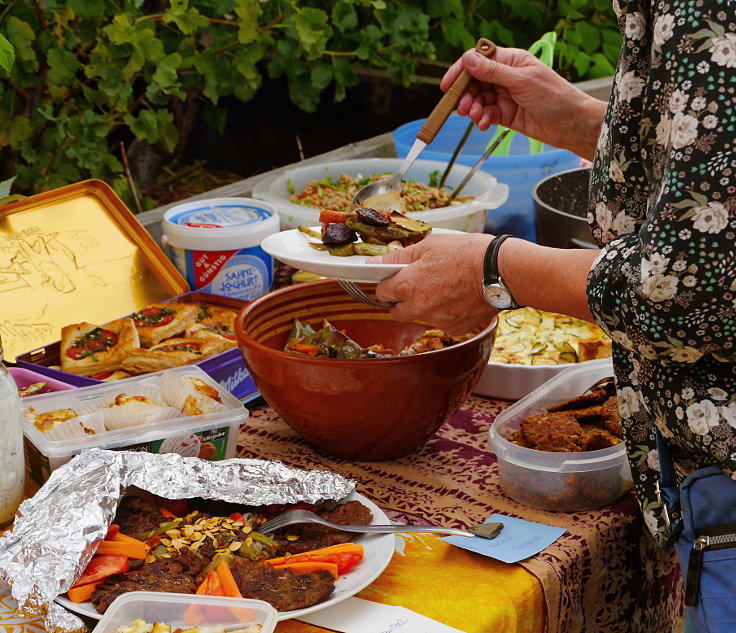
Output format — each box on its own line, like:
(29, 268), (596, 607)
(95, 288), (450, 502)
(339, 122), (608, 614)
(442, 46), (607, 160)
(368, 233), (497, 336)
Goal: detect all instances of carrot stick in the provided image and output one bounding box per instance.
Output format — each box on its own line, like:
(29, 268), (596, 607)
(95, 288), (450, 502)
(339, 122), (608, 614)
(215, 560), (243, 598)
(96, 539), (149, 560)
(159, 506), (178, 519)
(272, 561), (339, 579)
(112, 532), (146, 544)
(265, 543), (363, 567)
(66, 582), (99, 603)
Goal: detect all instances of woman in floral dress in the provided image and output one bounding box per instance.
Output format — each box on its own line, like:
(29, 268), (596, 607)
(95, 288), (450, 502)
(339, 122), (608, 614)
(370, 1), (736, 629)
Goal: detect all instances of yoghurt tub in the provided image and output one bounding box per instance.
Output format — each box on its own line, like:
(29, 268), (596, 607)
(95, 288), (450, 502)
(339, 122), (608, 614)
(162, 198), (280, 301)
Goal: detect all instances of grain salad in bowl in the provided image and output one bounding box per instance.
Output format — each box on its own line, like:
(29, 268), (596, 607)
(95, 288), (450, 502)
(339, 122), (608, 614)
(252, 157), (509, 233)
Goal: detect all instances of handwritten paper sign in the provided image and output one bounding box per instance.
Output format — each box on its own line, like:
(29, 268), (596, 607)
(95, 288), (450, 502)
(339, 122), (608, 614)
(297, 597), (466, 633)
(442, 514), (566, 563)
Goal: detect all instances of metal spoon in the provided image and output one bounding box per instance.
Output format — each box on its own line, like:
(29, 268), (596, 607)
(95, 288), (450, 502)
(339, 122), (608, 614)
(348, 38), (497, 213)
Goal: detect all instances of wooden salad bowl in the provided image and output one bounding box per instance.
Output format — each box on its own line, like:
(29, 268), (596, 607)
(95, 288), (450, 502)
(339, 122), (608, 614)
(235, 279), (497, 461)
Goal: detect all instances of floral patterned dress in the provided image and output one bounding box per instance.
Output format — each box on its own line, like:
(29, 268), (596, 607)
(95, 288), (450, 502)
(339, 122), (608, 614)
(587, 0), (736, 547)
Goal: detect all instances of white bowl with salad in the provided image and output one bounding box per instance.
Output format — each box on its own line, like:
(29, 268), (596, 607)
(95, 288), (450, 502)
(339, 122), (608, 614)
(252, 157), (509, 233)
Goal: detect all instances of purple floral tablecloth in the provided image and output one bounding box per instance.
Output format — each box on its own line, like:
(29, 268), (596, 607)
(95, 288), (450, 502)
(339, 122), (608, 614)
(238, 394), (684, 633)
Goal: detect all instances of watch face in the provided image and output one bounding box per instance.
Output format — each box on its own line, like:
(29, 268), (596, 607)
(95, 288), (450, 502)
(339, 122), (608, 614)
(484, 284), (514, 309)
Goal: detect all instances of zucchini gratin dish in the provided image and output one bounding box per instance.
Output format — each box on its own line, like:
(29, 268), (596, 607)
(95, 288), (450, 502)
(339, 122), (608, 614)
(489, 307), (612, 366)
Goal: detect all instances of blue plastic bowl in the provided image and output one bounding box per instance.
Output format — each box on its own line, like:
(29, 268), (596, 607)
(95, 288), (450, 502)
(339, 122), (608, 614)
(393, 115), (582, 242)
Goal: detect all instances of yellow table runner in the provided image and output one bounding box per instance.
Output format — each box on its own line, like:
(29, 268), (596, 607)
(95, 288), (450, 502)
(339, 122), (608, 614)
(275, 533), (544, 633)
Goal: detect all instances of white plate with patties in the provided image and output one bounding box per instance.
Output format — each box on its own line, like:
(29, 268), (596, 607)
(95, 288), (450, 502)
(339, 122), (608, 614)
(55, 492), (396, 622)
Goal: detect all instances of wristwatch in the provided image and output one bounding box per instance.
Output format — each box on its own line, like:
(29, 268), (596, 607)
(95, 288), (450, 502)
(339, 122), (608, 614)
(482, 234), (522, 310)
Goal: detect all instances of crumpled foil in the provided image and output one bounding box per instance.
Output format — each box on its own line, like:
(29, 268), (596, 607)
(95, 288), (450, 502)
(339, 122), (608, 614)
(0, 448), (356, 633)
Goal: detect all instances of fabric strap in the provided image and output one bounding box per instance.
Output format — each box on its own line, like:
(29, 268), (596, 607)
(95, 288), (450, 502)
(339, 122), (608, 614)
(655, 427), (682, 537)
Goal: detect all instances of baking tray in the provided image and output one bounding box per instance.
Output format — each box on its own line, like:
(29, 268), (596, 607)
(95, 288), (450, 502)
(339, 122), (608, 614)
(15, 291), (260, 403)
(0, 179), (187, 362)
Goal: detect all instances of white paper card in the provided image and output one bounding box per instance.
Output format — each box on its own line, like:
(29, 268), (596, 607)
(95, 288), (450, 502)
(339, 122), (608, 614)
(297, 597), (467, 633)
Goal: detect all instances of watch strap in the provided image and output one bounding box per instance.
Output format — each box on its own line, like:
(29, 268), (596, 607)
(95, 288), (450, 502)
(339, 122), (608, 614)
(483, 234), (514, 284)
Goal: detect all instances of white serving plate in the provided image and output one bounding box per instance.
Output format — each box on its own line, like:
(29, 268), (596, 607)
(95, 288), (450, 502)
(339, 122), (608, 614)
(261, 226), (463, 283)
(473, 358), (608, 401)
(56, 492), (395, 623)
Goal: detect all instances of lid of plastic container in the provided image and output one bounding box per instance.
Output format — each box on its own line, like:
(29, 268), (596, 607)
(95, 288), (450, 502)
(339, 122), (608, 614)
(163, 198), (280, 250)
(0, 179), (188, 363)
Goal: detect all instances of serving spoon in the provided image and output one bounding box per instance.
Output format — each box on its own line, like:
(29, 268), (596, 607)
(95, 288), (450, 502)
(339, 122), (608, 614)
(347, 37), (497, 213)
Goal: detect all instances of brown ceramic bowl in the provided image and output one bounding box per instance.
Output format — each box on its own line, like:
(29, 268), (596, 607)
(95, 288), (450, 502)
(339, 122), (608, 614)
(235, 279), (497, 461)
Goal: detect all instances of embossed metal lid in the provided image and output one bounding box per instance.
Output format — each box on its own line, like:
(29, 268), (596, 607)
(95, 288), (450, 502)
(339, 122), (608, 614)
(0, 179), (188, 361)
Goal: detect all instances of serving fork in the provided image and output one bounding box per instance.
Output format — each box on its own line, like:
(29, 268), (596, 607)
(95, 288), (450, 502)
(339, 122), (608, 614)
(257, 508), (503, 540)
(336, 279), (395, 310)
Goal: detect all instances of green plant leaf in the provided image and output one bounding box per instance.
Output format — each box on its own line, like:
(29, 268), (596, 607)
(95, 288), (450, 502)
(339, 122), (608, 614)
(332, 2), (358, 30)
(0, 176), (16, 199)
(163, 0), (210, 35)
(0, 34), (15, 74)
(151, 53), (186, 100)
(46, 47), (81, 85)
(234, 0), (263, 44)
(124, 109), (160, 145)
(6, 16), (35, 64)
(441, 17), (475, 51)
(574, 20), (601, 54)
(291, 7), (332, 60)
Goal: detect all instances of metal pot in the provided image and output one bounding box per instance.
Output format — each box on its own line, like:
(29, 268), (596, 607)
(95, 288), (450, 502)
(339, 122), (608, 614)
(533, 166), (597, 248)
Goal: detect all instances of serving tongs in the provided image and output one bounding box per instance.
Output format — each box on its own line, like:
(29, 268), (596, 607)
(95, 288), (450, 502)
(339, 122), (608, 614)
(258, 508), (504, 540)
(347, 37), (497, 213)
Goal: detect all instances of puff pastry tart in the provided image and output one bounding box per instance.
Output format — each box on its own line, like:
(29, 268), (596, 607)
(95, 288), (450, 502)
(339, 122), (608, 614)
(120, 336), (230, 374)
(195, 304), (238, 330)
(130, 303), (199, 347)
(60, 318), (140, 377)
(185, 322), (237, 348)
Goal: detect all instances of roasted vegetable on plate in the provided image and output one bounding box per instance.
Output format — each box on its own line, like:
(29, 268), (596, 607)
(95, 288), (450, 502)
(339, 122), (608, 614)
(298, 207), (432, 257)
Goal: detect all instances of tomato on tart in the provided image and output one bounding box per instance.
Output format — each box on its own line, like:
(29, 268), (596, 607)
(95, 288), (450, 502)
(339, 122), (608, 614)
(129, 303), (199, 347)
(60, 318), (140, 377)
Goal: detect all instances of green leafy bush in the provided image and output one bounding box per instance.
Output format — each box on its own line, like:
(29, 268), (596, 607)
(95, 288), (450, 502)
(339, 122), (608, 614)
(0, 0), (619, 208)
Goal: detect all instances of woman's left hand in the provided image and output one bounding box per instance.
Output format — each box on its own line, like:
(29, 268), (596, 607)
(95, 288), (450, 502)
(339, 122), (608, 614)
(368, 233), (497, 336)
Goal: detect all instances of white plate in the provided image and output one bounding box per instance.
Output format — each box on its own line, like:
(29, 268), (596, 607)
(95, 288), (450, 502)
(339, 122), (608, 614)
(261, 227), (463, 283)
(473, 359), (606, 401)
(56, 492), (395, 622)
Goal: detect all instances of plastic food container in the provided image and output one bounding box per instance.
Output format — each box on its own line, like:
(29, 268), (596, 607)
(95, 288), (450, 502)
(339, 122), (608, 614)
(488, 358), (633, 512)
(95, 592), (278, 633)
(252, 157), (509, 233)
(10, 367), (76, 396)
(21, 366), (248, 485)
(393, 115), (582, 241)
(161, 198), (280, 302)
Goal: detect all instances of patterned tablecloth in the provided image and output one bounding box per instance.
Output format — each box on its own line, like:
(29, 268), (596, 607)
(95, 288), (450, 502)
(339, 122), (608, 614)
(0, 394), (684, 633)
(238, 394), (685, 633)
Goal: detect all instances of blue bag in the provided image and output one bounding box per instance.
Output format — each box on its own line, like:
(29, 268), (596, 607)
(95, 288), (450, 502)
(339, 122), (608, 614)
(656, 431), (736, 632)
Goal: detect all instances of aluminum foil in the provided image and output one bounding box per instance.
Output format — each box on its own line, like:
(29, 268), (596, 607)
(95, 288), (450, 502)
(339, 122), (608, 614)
(0, 449), (356, 633)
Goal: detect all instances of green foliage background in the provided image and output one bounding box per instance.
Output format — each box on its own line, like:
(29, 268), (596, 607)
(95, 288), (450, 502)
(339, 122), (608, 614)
(0, 0), (620, 209)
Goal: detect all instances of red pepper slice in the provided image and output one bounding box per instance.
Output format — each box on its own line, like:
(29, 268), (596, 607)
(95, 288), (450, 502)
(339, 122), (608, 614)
(72, 555), (128, 588)
(104, 524), (120, 541)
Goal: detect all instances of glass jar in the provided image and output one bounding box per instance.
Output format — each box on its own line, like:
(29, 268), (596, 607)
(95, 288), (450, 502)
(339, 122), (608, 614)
(0, 336), (25, 528)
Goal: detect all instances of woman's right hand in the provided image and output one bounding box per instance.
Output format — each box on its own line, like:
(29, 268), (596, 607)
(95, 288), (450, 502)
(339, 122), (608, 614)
(442, 46), (607, 160)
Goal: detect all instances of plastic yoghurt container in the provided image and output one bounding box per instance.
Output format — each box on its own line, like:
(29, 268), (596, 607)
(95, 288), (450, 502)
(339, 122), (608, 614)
(162, 198), (279, 302)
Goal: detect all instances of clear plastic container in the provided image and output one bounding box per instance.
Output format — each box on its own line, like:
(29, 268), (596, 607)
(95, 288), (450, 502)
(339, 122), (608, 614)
(21, 366), (248, 485)
(252, 157), (509, 232)
(95, 592), (277, 633)
(488, 358), (633, 512)
(0, 336), (26, 527)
